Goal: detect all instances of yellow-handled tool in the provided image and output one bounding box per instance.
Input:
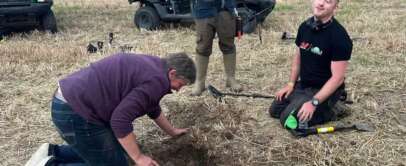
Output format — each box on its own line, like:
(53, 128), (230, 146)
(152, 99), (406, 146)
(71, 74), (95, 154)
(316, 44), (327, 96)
(291, 122), (374, 137)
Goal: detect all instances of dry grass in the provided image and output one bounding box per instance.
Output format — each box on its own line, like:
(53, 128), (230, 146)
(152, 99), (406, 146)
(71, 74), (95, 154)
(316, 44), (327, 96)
(1, 0), (405, 165)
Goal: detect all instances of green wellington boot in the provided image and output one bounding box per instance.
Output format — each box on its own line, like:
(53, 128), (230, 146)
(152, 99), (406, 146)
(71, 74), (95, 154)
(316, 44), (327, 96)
(223, 53), (242, 92)
(191, 54), (209, 96)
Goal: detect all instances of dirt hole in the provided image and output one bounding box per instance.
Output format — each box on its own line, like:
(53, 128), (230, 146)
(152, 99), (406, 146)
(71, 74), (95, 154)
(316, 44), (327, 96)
(154, 143), (212, 166)
(140, 133), (215, 166)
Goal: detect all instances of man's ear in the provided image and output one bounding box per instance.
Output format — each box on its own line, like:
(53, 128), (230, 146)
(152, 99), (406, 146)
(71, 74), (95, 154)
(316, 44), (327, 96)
(168, 69), (177, 78)
(333, 2), (339, 14)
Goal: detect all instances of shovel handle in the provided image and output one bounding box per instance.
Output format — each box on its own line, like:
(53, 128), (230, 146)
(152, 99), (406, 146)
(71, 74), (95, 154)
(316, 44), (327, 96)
(316, 127), (336, 133)
(293, 127), (335, 137)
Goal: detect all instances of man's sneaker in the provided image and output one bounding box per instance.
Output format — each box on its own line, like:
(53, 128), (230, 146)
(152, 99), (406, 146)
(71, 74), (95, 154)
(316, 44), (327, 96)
(25, 143), (55, 166)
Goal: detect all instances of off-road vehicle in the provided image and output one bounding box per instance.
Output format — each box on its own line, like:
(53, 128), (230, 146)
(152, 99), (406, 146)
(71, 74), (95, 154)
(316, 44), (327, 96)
(129, 0), (275, 33)
(0, 0), (57, 37)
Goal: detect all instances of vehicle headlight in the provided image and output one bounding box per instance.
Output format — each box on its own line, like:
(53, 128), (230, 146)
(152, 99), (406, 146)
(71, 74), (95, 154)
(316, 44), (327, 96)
(38, 0), (52, 2)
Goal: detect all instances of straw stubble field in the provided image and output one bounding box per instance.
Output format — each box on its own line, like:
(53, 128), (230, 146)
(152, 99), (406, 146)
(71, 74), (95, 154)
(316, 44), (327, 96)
(0, 0), (405, 165)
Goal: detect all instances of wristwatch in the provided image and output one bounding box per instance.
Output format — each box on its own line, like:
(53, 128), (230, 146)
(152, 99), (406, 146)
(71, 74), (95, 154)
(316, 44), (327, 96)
(311, 98), (320, 107)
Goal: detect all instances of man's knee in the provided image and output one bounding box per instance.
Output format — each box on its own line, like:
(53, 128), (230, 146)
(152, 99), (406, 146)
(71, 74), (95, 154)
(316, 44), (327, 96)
(196, 38), (213, 56)
(219, 43), (236, 55)
(268, 100), (288, 118)
(196, 49), (212, 57)
(195, 19), (215, 57)
(217, 27), (236, 54)
(196, 33), (214, 56)
(216, 11), (236, 55)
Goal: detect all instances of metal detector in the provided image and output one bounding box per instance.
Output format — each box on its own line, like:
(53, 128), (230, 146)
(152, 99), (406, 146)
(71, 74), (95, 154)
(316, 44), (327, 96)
(207, 85), (274, 101)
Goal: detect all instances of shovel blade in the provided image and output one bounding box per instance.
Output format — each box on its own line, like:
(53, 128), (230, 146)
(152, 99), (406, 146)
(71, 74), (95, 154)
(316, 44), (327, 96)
(354, 123), (374, 132)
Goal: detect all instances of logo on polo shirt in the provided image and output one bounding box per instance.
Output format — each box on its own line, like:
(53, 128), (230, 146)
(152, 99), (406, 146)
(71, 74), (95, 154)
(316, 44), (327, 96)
(300, 42), (323, 56)
(310, 46), (323, 55)
(300, 42), (311, 50)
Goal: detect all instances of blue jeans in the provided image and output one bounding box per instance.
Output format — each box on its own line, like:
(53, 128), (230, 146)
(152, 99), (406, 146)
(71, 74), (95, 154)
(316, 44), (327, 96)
(51, 97), (129, 166)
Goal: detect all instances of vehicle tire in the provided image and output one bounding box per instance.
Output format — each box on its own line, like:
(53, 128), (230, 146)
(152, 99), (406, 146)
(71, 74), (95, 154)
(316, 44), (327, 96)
(40, 10), (57, 33)
(0, 29), (9, 39)
(237, 7), (257, 34)
(134, 6), (160, 30)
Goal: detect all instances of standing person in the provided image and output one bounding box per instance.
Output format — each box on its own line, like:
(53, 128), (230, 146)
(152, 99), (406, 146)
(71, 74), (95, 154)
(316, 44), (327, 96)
(25, 52), (196, 166)
(268, 0), (353, 130)
(191, 0), (242, 96)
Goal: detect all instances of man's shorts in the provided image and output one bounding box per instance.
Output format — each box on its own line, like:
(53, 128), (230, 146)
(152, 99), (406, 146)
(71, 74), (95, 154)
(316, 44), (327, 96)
(195, 11), (236, 56)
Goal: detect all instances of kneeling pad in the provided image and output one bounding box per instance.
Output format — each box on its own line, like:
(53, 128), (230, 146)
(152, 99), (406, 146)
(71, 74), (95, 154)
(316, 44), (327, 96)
(280, 93), (311, 130)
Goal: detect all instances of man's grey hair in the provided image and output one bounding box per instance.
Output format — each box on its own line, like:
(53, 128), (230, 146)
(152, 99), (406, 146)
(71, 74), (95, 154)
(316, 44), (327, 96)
(163, 52), (196, 84)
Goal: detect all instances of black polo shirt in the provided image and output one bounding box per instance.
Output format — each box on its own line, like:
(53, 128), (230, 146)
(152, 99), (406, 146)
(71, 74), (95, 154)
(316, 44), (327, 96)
(295, 17), (353, 89)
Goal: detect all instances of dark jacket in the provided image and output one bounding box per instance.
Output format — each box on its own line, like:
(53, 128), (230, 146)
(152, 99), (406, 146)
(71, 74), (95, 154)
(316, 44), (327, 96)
(192, 0), (236, 19)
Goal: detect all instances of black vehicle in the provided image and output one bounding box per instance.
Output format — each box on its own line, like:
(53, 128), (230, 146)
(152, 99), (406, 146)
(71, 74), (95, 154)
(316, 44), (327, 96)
(0, 0), (57, 37)
(129, 0), (275, 33)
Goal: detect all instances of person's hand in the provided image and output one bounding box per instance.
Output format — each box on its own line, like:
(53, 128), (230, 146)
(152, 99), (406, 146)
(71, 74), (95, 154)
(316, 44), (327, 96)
(275, 84), (294, 101)
(170, 128), (189, 137)
(134, 154), (159, 166)
(297, 101), (316, 122)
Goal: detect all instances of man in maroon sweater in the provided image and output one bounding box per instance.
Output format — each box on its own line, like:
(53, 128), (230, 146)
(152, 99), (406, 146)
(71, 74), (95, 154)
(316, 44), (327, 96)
(25, 52), (196, 166)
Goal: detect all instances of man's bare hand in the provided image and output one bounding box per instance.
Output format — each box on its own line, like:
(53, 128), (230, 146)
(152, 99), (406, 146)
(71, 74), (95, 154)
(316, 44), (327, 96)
(134, 154), (159, 166)
(275, 85), (294, 101)
(297, 101), (316, 122)
(170, 128), (189, 137)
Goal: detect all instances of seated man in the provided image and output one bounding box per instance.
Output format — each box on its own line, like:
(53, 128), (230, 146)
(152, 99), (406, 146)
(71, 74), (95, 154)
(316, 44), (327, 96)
(25, 52), (196, 166)
(269, 0), (352, 130)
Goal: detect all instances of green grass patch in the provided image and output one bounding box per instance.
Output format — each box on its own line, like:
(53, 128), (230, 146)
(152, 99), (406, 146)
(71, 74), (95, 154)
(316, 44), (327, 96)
(273, 3), (295, 12)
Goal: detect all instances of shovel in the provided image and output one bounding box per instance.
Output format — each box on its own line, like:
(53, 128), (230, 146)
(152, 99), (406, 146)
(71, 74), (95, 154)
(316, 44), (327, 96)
(207, 85), (274, 100)
(291, 122), (374, 137)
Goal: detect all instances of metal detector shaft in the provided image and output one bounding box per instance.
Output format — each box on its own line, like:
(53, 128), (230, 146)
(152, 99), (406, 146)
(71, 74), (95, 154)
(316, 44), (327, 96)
(207, 85), (274, 99)
(221, 92), (274, 98)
